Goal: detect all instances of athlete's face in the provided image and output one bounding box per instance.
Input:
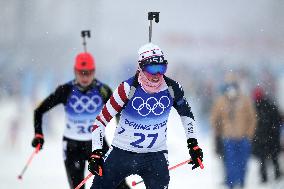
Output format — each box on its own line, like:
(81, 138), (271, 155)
(75, 69), (95, 87)
(143, 71), (163, 83)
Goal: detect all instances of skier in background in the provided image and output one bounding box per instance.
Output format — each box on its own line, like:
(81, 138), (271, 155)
(88, 43), (204, 189)
(31, 52), (130, 189)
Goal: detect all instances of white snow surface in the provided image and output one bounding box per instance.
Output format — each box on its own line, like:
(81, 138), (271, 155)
(0, 99), (283, 189)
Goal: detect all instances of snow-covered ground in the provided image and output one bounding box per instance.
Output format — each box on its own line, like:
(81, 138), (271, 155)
(0, 98), (283, 189)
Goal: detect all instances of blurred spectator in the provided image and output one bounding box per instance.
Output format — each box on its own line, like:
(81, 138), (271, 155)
(252, 86), (283, 183)
(210, 73), (256, 189)
(7, 112), (21, 149)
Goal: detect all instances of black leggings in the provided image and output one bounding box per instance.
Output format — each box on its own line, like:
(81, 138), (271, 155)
(63, 137), (130, 189)
(91, 147), (170, 189)
(259, 155), (281, 181)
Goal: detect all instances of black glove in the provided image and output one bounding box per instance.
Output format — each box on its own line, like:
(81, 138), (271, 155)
(88, 149), (104, 176)
(187, 138), (203, 170)
(31, 134), (44, 150)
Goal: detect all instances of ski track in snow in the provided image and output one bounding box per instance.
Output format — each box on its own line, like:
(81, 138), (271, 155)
(0, 99), (283, 189)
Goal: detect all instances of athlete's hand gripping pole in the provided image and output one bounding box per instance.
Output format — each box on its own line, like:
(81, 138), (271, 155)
(187, 138), (204, 170)
(75, 149), (104, 189)
(88, 149), (104, 176)
(17, 144), (41, 180)
(131, 158), (204, 187)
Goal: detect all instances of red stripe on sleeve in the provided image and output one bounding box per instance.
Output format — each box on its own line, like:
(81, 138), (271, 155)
(102, 106), (112, 122)
(92, 125), (99, 132)
(118, 83), (128, 103)
(97, 116), (106, 127)
(110, 96), (122, 112)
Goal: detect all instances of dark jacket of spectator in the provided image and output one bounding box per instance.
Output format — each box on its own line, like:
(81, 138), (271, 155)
(252, 87), (282, 158)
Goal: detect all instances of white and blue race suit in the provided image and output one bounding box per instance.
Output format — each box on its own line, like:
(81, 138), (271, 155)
(34, 79), (109, 141)
(112, 78), (173, 153)
(64, 84), (104, 141)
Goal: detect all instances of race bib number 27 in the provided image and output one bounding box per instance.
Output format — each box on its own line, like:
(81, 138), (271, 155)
(130, 133), (158, 148)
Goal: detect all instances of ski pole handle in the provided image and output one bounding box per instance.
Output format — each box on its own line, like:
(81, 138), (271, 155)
(35, 143), (41, 153)
(18, 144), (41, 180)
(75, 172), (93, 189)
(198, 158), (204, 169)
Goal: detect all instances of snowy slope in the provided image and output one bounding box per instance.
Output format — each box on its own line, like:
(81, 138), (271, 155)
(0, 99), (283, 189)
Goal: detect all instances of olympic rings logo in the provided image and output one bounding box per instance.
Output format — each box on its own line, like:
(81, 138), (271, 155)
(131, 96), (171, 116)
(69, 95), (102, 113)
